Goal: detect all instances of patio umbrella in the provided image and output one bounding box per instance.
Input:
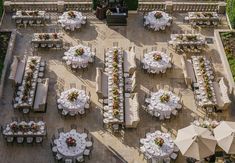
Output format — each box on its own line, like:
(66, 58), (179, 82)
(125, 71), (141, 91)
(214, 121), (235, 154)
(174, 125), (216, 160)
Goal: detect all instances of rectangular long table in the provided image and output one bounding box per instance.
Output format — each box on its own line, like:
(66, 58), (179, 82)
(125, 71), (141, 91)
(186, 12), (219, 26)
(12, 11), (46, 24)
(191, 56), (217, 107)
(3, 121), (47, 137)
(105, 48), (125, 125)
(14, 56), (41, 109)
(31, 33), (63, 48)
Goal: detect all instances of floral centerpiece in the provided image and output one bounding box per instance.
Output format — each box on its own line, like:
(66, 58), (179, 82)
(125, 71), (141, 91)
(160, 93), (170, 103)
(10, 123), (18, 132)
(153, 53), (162, 61)
(53, 33), (58, 39)
(154, 11), (163, 19)
(43, 34), (50, 40)
(198, 57), (213, 99)
(75, 48), (84, 56)
(66, 137), (77, 147)
(155, 137), (164, 147)
(186, 35), (197, 41)
(68, 11), (76, 18)
(31, 123), (39, 132)
(31, 58), (37, 65)
(203, 13), (213, 18)
(67, 91), (79, 102)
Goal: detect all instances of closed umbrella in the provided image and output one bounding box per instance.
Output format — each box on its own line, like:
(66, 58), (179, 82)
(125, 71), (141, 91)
(174, 125), (216, 160)
(214, 121), (235, 154)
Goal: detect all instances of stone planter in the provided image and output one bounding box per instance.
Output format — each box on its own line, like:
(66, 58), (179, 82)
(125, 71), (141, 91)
(0, 29), (16, 98)
(214, 30), (235, 97)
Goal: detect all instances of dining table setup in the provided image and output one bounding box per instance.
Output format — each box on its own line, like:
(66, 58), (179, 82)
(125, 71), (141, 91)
(168, 34), (206, 54)
(2, 120), (46, 143)
(58, 11), (87, 31)
(103, 48), (125, 129)
(57, 88), (90, 116)
(144, 11), (172, 31)
(140, 130), (178, 163)
(12, 10), (47, 26)
(52, 129), (92, 161)
(185, 12), (220, 27)
(13, 56), (42, 112)
(141, 50), (172, 74)
(192, 119), (220, 132)
(145, 89), (182, 120)
(191, 56), (217, 108)
(31, 33), (63, 48)
(62, 44), (95, 69)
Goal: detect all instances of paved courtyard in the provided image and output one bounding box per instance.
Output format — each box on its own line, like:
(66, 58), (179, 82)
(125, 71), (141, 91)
(0, 11), (234, 163)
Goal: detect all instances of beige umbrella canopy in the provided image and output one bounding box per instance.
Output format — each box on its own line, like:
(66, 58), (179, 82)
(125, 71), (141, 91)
(174, 125), (217, 160)
(214, 121), (235, 154)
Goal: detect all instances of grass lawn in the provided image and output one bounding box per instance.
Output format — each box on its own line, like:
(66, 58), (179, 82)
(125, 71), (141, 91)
(220, 32), (235, 81)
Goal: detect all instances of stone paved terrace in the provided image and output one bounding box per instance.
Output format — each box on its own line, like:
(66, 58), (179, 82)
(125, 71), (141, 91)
(0, 10), (234, 163)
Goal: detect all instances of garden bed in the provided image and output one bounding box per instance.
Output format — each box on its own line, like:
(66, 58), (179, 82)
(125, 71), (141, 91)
(0, 30), (16, 98)
(0, 32), (11, 78)
(220, 32), (235, 81)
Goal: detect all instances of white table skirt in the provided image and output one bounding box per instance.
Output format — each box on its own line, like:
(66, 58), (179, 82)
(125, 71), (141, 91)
(144, 11), (172, 31)
(57, 88), (89, 114)
(63, 45), (93, 68)
(54, 130), (87, 158)
(58, 11), (86, 31)
(140, 131), (174, 161)
(142, 51), (171, 74)
(147, 90), (181, 118)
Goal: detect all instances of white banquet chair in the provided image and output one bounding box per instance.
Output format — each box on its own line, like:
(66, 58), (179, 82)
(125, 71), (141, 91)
(6, 137), (14, 143)
(62, 109), (69, 116)
(35, 137), (43, 143)
(76, 156), (85, 162)
(26, 137), (34, 144)
(64, 158), (73, 163)
(55, 153), (63, 161)
(83, 149), (91, 159)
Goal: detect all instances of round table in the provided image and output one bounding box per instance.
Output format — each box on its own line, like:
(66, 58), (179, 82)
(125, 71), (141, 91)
(63, 45), (93, 69)
(146, 89), (182, 119)
(144, 11), (172, 31)
(58, 11), (86, 31)
(54, 130), (87, 158)
(140, 131), (174, 162)
(142, 51), (171, 74)
(57, 88), (89, 114)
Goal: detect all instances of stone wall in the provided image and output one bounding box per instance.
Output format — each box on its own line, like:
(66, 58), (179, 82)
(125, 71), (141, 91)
(4, 1), (93, 12)
(138, 1), (226, 14)
(214, 30), (235, 97)
(0, 29), (16, 98)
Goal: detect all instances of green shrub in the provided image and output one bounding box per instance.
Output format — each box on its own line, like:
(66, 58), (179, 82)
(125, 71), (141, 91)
(227, 0), (235, 28)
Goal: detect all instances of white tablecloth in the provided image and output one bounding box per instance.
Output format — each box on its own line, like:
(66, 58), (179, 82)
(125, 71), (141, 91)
(191, 56), (216, 107)
(57, 88), (89, 114)
(58, 11), (86, 31)
(3, 121), (45, 136)
(144, 11), (172, 31)
(140, 131), (174, 161)
(146, 89), (181, 118)
(142, 51), (171, 74)
(63, 45), (93, 68)
(103, 48), (124, 124)
(54, 130), (87, 158)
